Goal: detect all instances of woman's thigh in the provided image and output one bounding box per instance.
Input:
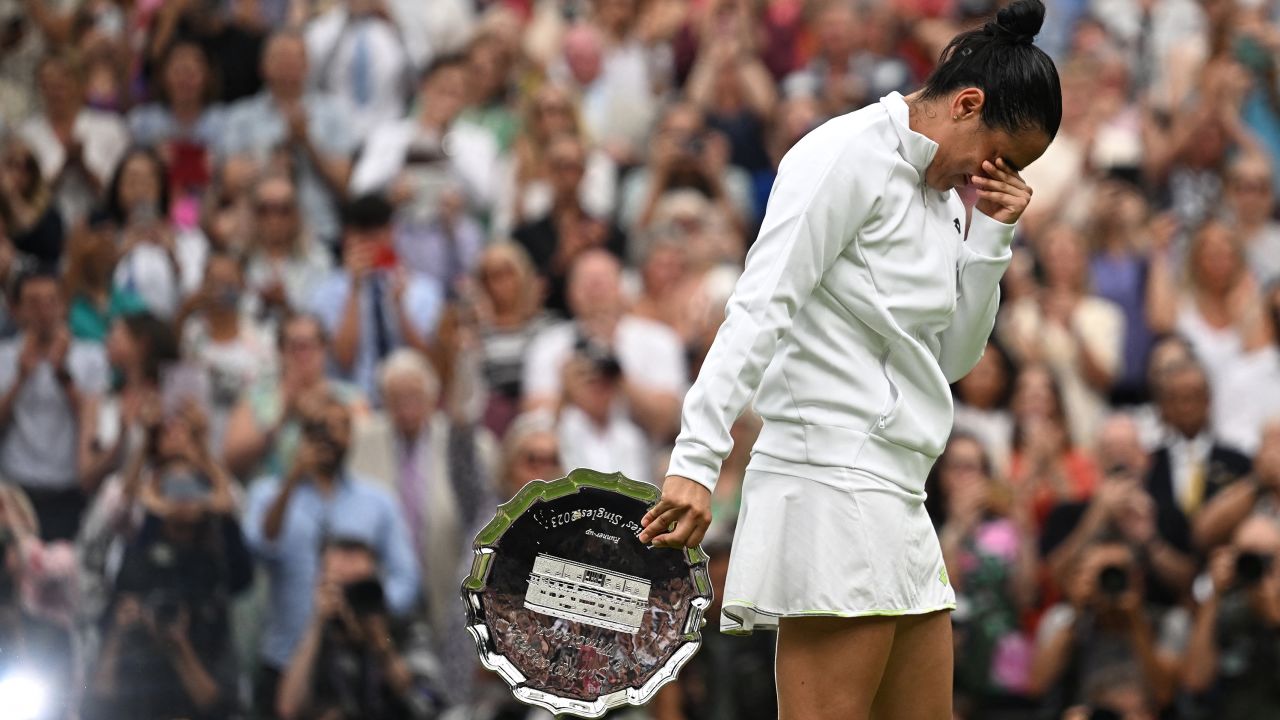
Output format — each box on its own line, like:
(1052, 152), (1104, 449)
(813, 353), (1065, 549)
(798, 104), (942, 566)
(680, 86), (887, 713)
(775, 615), (898, 720)
(870, 610), (953, 720)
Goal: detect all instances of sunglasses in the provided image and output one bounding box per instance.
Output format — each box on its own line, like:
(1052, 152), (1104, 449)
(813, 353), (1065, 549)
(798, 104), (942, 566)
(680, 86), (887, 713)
(519, 450), (559, 467)
(255, 200), (296, 216)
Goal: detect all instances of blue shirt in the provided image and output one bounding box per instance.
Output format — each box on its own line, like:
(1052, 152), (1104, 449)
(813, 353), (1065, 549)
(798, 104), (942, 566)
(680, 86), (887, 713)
(308, 268), (444, 401)
(127, 104), (227, 149)
(243, 473), (420, 669)
(219, 92), (357, 245)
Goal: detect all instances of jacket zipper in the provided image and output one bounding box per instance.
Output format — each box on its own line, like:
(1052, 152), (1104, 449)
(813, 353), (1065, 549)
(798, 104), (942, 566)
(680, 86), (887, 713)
(877, 346), (899, 429)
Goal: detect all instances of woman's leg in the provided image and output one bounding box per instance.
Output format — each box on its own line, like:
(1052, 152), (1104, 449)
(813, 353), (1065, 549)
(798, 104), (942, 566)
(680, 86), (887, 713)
(775, 615), (897, 720)
(869, 610), (954, 720)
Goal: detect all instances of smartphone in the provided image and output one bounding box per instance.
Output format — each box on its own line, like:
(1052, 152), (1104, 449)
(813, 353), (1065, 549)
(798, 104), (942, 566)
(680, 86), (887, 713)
(169, 140), (210, 191)
(373, 244), (399, 271)
(160, 363), (211, 418)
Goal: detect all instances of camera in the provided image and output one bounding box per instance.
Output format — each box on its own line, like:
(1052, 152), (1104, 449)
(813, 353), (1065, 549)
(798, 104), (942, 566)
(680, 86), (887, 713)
(144, 587), (186, 627)
(1236, 551), (1273, 588)
(343, 578), (387, 617)
(1098, 565), (1129, 596)
(573, 332), (623, 381)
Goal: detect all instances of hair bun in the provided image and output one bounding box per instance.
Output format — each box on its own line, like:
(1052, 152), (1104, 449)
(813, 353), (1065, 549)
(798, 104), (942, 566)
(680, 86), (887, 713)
(988, 0), (1045, 46)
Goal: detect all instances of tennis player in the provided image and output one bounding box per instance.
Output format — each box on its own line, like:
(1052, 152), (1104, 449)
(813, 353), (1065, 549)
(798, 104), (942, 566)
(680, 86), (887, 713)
(637, 1), (1061, 717)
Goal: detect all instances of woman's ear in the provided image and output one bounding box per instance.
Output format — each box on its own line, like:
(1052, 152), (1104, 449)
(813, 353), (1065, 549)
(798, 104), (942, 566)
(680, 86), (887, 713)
(951, 88), (986, 122)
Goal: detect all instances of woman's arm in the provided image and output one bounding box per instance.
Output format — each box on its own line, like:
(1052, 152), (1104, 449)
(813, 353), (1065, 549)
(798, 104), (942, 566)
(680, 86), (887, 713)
(936, 211), (1016, 382)
(665, 123), (888, 492)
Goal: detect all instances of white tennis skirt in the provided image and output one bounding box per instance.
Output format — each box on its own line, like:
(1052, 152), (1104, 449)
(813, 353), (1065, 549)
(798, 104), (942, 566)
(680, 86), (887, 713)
(720, 457), (957, 634)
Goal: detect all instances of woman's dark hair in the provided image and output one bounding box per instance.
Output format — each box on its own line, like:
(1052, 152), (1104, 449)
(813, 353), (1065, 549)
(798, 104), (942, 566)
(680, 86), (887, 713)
(121, 311), (179, 384)
(154, 39), (219, 107)
(919, 0), (1062, 140)
(103, 146), (171, 226)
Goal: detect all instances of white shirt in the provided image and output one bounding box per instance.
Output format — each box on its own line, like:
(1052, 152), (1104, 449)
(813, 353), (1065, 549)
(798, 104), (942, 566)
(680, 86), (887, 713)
(349, 117), (500, 213)
(19, 109), (129, 223)
(1213, 347), (1280, 455)
(1177, 299), (1244, 390)
(306, 10), (410, 138)
(667, 92), (1014, 493)
(113, 229), (208, 320)
(557, 405), (652, 483)
(491, 149), (618, 239)
(1165, 431), (1214, 510)
(522, 316), (688, 401)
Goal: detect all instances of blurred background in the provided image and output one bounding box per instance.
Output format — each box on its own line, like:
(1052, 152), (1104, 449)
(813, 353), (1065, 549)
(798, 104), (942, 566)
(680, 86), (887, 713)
(0, 0), (1277, 718)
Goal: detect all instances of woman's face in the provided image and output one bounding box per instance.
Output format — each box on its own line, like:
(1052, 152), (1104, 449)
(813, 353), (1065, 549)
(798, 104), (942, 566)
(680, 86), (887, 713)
(642, 243), (686, 293)
(1040, 225), (1086, 289)
(118, 154), (162, 211)
(940, 436), (988, 498)
(106, 320), (139, 370)
(163, 45), (209, 107)
(479, 254), (522, 312)
(1011, 366), (1057, 421)
(280, 318), (327, 382)
(1191, 224), (1242, 295)
(926, 101), (1051, 193)
(3, 144), (37, 198)
(533, 90), (576, 140)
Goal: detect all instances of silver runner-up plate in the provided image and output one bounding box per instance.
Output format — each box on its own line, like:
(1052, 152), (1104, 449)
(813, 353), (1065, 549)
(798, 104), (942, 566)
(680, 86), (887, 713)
(462, 468), (713, 718)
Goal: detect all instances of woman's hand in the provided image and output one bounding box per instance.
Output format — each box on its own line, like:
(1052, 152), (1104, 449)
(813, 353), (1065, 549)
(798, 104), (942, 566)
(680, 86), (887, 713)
(972, 158), (1033, 224)
(639, 475), (713, 548)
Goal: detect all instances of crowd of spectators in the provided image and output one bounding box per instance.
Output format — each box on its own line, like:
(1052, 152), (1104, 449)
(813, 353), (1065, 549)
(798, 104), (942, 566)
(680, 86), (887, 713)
(0, 0), (1278, 718)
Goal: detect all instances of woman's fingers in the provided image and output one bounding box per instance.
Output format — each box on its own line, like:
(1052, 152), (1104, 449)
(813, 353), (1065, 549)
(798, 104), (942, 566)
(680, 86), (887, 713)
(976, 188), (1023, 208)
(641, 499), (673, 528)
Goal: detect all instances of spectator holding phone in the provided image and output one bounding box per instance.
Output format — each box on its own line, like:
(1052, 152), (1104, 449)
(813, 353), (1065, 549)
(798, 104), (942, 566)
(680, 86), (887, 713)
(221, 312), (366, 482)
(84, 403), (253, 720)
(275, 537), (442, 720)
(177, 250), (278, 453)
(104, 147), (208, 321)
(127, 40), (226, 168)
(1182, 514), (1280, 719)
(243, 389), (418, 714)
(309, 194), (444, 401)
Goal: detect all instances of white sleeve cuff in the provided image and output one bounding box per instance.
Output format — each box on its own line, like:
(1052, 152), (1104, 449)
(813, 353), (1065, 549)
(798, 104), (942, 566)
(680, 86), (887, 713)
(966, 210), (1017, 258)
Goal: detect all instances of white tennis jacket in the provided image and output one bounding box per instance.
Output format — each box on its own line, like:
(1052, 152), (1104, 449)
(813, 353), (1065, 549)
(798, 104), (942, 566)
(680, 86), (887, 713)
(667, 92), (1015, 495)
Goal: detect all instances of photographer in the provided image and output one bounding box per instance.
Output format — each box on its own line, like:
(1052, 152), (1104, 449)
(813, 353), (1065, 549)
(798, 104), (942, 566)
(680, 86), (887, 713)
(523, 249), (687, 447)
(1182, 514), (1280, 719)
(276, 537), (441, 720)
(1029, 536), (1185, 716)
(85, 404), (253, 720)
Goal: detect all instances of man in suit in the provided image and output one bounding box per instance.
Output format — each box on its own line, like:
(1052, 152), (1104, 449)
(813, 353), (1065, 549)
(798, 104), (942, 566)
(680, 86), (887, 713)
(1146, 359), (1252, 558)
(345, 347), (497, 702)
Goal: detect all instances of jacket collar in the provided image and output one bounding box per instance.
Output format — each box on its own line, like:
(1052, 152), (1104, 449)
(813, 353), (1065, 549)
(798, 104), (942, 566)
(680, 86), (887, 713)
(879, 91), (939, 178)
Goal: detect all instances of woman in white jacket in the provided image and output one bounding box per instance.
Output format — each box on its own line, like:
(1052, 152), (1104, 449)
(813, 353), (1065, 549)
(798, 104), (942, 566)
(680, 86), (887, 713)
(637, 1), (1061, 718)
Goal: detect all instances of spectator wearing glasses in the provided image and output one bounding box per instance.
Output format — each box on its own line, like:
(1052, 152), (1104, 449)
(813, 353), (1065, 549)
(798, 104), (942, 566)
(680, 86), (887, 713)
(222, 313), (366, 482)
(220, 31), (357, 248)
(512, 133), (627, 318)
(243, 389), (418, 716)
(1221, 152), (1280, 286)
(493, 83), (618, 240)
(243, 172), (332, 323)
